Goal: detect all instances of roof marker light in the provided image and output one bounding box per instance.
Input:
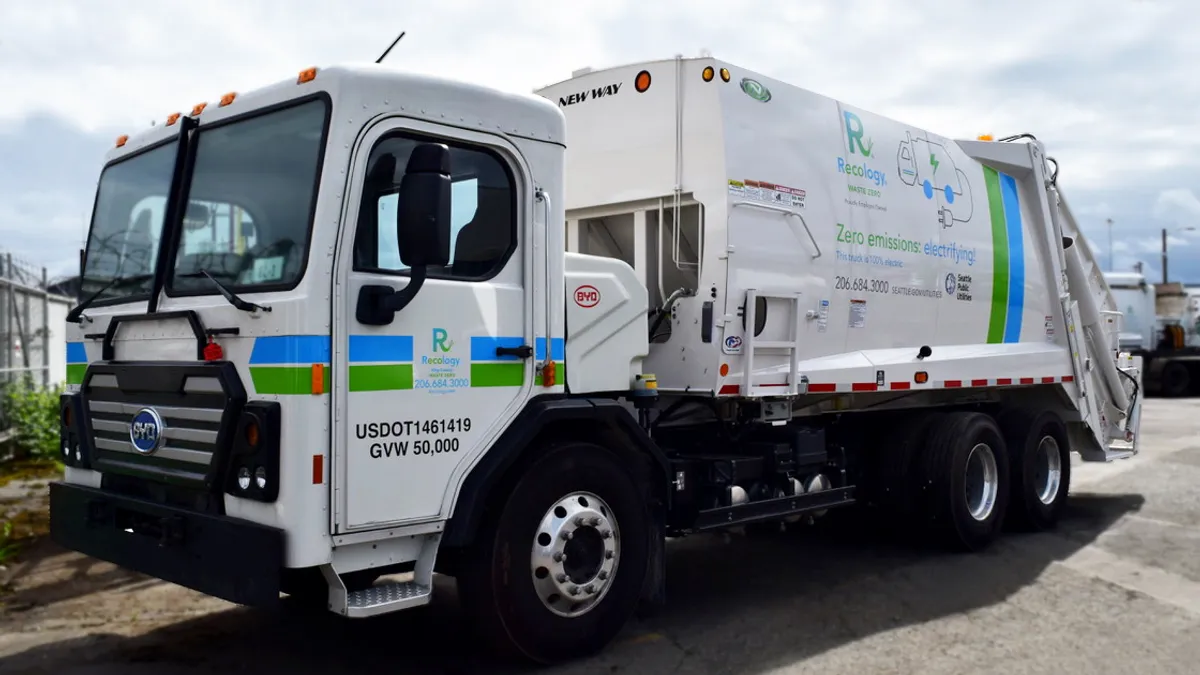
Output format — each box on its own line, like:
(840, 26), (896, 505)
(115, 134), (129, 148)
(702, 66), (715, 82)
(978, 134), (994, 141)
(720, 68), (731, 82)
(166, 112), (181, 126)
(634, 70), (652, 93)
(298, 67), (318, 84)
(219, 92), (237, 107)
(191, 102), (207, 116)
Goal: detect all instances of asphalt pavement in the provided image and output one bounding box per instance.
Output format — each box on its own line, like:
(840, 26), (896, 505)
(2, 399), (1199, 674)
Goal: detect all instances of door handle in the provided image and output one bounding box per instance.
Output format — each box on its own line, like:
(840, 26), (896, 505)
(496, 345), (534, 359)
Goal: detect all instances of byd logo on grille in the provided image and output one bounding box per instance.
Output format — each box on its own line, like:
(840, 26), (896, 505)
(129, 408), (165, 455)
(574, 285), (600, 308)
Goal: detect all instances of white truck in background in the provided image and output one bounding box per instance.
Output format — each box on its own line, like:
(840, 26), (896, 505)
(50, 55), (1141, 665)
(1104, 270), (1200, 396)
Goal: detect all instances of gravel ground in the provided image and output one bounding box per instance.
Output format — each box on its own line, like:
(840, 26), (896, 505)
(1, 399), (1199, 675)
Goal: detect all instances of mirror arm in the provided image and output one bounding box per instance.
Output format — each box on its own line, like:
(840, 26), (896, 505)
(355, 266), (428, 326)
(382, 265), (427, 313)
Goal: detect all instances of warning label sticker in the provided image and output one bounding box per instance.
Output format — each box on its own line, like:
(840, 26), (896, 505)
(728, 179), (806, 208)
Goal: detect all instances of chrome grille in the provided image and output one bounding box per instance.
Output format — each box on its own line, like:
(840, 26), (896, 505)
(81, 366), (240, 488)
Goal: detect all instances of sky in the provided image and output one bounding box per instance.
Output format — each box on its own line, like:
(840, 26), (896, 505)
(2, 0), (1198, 285)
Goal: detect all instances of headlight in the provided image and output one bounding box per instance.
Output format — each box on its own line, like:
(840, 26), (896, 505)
(224, 401), (281, 502)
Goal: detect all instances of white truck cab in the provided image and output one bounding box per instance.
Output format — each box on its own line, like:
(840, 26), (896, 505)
(51, 58), (1142, 665)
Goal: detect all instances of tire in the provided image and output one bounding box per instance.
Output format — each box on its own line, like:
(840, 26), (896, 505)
(918, 411), (1010, 552)
(877, 412), (946, 525)
(998, 409), (1071, 532)
(458, 441), (652, 665)
(1162, 361), (1190, 397)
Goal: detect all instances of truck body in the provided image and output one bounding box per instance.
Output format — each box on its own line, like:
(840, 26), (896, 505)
(1104, 271), (1200, 395)
(49, 56), (1142, 664)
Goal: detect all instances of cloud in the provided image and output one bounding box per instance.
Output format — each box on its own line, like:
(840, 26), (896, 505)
(2, 0), (1200, 284)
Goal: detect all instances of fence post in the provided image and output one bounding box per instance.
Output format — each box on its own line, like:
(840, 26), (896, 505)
(42, 266), (50, 387)
(4, 253), (11, 387)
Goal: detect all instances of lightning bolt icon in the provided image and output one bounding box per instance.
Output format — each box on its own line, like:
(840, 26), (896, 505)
(930, 153), (940, 175)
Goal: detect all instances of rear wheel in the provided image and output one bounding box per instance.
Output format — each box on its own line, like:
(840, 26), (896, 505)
(998, 409), (1071, 531)
(1162, 361), (1191, 397)
(459, 441), (652, 665)
(919, 412), (1010, 552)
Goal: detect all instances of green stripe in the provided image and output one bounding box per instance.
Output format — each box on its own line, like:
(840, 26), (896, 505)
(66, 364), (87, 385)
(983, 166), (1009, 344)
(349, 364), (413, 391)
(250, 366), (330, 395)
(471, 363), (524, 387)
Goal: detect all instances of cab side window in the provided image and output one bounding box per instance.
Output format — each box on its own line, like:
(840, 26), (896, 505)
(353, 134), (516, 280)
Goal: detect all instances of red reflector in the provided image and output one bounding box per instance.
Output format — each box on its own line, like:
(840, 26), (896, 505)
(312, 455), (324, 484)
(203, 340), (224, 361)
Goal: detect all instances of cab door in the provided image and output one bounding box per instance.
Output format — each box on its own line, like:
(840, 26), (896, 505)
(332, 118), (534, 532)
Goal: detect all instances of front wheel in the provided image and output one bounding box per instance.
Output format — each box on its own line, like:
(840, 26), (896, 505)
(459, 441), (652, 665)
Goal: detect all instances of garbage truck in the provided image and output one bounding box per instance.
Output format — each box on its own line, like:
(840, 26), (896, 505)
(49, 55), (1142, 664)
(1104, 270), (1200, 396)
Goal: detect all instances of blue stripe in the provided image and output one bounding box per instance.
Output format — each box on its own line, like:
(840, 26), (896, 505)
(469, 336), (566, 361)
(349, 335), (413, 363)
(536, 337), (566, 361)
(66, 342), (87, 364)
(1000, 173), (1025, 343)
(471, 336), (526, 361)
(249, 335), (330, 364)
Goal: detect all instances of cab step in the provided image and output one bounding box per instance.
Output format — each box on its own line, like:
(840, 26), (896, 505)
(346, 581), (432, 617)
(322, 532), (440, 618)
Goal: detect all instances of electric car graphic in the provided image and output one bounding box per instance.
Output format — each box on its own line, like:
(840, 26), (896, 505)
(896, 131), (974, 228)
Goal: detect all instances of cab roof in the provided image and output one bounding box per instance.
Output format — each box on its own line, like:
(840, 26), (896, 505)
(106, 63), (567, 163)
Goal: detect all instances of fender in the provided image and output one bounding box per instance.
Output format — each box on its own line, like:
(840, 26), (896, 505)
(442, 395), (671, 548)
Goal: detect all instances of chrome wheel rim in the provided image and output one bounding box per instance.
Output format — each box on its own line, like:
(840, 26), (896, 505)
(530, 491), (620, 618)
(1034, 436), (1063, 505)
(964, 442), (999, 522)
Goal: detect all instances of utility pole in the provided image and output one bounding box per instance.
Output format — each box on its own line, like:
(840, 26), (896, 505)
(1162, 226), (1198, 285)
(1162, 227), (1168, 285)
(1107, 218), (1114, 271)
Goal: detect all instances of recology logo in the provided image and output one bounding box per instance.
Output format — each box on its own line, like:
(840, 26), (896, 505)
(836, 111), (887, 187)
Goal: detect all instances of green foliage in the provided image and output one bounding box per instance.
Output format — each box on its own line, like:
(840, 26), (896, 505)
(0, 521), (16, 565)
(1, 376), (64, 461)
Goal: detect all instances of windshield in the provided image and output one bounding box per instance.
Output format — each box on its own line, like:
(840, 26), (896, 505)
(78, 97), (329, 306)
(170, 98), (328, 293)
(79, 142), (178, 302)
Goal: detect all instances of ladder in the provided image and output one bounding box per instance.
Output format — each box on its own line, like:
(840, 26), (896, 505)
(741, 289), (804, 398)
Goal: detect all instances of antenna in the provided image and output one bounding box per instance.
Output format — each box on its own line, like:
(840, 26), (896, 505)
(375, 31), (406, 64)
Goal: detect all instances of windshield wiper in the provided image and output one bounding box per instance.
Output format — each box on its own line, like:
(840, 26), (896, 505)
(66, 273), (155, 324)
(183, 270), (272, 314)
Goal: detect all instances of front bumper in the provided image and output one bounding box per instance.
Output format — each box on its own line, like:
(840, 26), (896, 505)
(49, 482), (285, 607)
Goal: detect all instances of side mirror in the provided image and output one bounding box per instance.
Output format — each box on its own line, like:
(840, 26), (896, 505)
(356, 143), (452, 327)
(396, 143), (452, 268)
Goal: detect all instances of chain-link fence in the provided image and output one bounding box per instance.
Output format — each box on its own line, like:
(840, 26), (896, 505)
(1, 251), (75, 441)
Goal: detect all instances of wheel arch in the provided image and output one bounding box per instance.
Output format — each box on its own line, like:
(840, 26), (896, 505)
(442, 395), (671, 549)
